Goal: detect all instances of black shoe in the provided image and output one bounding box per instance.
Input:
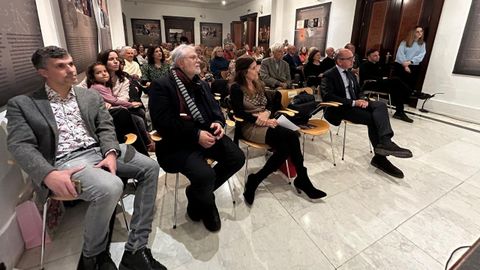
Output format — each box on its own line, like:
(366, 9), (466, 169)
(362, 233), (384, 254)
(293, 169), (327, 199)
(119, 247), (167, 270)
(78, 251), (117, 270)
(202, 205), (221, 232)
(375, 141), (413, 158)
(371, 155), (404, 178)
(243, 173), (262, 205)
(393, 112), (414, 123)
(185, 186), (201, 222)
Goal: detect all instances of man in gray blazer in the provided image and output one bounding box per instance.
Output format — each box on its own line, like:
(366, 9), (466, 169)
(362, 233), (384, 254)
(6, 46), (166, 270)
(259, 42), (291, 88)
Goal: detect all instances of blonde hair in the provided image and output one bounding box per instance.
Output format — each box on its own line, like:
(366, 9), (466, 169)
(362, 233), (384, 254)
(211, 46), (224, 58)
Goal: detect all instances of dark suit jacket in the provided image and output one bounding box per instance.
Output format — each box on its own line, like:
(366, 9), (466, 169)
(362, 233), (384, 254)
(321, 67), (365, 126)
(148, 72), (225, 171)
(6, 86), (119, 203)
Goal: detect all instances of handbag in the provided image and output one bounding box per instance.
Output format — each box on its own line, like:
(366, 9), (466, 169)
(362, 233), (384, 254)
(287, 91), (318, 125)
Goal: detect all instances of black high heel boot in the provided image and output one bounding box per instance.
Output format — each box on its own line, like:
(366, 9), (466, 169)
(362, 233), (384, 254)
(293, 167), (327, 199)
(243, 173), (263, 205)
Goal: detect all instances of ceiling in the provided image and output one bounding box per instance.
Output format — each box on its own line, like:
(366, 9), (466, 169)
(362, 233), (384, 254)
(123, 0), (252, 10)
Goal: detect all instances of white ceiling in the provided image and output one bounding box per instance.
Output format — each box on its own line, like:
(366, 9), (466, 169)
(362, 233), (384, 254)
(123, 0), (252, 10)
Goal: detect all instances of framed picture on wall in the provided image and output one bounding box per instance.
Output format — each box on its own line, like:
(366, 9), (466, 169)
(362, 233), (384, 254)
(258, 15), (271, 51)
(163, 16), (195, 45)
(294, 3), (331, 55)
(453, 0), (480, 76)
(131, 19), (161, 46)
(200, 22), (222, 47)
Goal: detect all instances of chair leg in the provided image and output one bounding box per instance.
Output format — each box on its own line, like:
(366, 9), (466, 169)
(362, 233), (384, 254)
(173, 173), (179, 229)
(227, 179), (235, 205)
(302, 133), (306, 156)
(119, 197), (130, 232)
(388, 94), (393, 114)
(336, 124), (341, 136)
(40, 199), (49, 270)
(244, 146), (250, 183)
(164, 172), (168, 186)
(342, 121), (347, 160)
(285, 160), (292, 185)
(329, 130), (336, 166)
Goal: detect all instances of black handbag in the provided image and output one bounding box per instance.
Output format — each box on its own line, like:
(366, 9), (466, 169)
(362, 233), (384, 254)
(287, 91), (318, 125)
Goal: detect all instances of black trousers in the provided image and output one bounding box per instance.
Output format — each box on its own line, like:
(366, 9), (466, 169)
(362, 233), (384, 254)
(109, 107), (149, 155)
(253, 126), (305, 180)
(363, 78), (411, 112)
(393, 62), (421, 90)
(342, 101), (394, 147)
(181, 136), (245, 210)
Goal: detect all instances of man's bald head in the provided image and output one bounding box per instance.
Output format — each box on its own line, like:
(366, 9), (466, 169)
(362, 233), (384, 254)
(335, 48), (354, 69)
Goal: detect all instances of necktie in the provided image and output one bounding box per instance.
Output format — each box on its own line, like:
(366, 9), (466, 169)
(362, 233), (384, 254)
(343, 70), (356, 99)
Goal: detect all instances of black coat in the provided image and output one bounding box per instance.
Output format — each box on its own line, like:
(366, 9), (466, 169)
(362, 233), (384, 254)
(321, 67), (365, 126)
(148, 72), (225, 171)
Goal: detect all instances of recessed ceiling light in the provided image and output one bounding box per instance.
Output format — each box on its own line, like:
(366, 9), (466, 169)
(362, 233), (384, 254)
(221, 0), (226, 5)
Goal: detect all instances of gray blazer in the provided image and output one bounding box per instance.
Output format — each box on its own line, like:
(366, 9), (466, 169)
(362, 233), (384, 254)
(259, 57), (291, 88)
(6, 86), (120, 203)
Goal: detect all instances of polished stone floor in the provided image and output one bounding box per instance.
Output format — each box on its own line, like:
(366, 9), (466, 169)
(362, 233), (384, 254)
(17, 110), (480, 269)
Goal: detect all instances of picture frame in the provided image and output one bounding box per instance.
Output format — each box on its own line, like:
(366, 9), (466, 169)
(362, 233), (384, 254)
(200, 22), (222, 47)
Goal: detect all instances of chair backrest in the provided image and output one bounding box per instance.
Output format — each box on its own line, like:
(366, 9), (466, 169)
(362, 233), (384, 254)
(277, 87), (313, 108)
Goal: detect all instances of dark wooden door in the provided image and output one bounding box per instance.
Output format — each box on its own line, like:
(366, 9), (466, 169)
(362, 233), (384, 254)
(231, 21), (243, 49)
(351, 0), (444, 97)
(240, 13), (257, 49)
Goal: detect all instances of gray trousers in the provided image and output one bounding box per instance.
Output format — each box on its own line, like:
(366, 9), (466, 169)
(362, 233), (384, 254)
(55, 144), (159, 257)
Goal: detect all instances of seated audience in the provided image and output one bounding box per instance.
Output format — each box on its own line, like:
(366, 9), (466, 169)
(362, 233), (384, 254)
(120, 46), (142, 78)
(97, 49), (154, 151)
(360, 49), (413, 123)
(303, 49), (322, 87)
(260, 43), (291, 88)
(252, 46), (264, 62)
(283, 45), (304, 83)
(148, 44), (245, 232)
(230, 56), (327, 205)
(209, 46), (230, 79)
(344, 43), (361, 76)
(136, 44), (148, 65)
(6, 46), (165, 270)
(319, 47), (336, 74)
(321, 48), (412, 178)
(299, 46), (308, 64)
(223, 43), (235, 61)
(141, 45), (170, 86)
(86, 62), (150, 155)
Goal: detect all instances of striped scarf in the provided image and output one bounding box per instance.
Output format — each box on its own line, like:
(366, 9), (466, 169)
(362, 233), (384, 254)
(172, 69), (206, 124)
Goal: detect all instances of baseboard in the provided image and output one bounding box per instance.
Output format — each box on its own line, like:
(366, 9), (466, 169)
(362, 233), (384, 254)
(418, 99), (480, 124)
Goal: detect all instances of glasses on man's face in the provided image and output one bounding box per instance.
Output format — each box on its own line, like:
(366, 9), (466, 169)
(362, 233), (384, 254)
(339, 56), (354, 61)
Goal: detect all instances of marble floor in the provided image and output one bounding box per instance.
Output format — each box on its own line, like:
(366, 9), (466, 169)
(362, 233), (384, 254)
(16, 110), (480, 270)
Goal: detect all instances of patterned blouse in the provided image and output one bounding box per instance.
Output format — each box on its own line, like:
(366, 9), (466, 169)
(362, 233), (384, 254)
(45, 85), (97, 159)
(141, 63), (171, 82)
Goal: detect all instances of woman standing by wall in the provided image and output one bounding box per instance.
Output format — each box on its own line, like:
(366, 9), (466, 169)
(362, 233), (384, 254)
(394, 26), (426, 91)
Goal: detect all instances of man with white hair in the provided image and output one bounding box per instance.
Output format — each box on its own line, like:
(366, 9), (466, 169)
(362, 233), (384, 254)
(120, 46), (142, 78)
(260, 42), (291, 88)
(148, 44), (245, 232)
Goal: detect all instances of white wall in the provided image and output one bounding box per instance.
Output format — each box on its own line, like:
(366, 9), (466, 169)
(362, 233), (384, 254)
(122, 1), (235, 46)
(108, 0), (127, 48)
(280, 0), (356, 49)
(421, 0), (480, 123)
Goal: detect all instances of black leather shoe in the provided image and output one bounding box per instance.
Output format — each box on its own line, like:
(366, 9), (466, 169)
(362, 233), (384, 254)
(393, 112), (414, 123)
(293, 174), (327, 199)
(375, 141), (413, 158)
(202, 205), (221, 232)
(119, 247), (167, 270)
(185, 186), (201, 222)
(243, 174), (262, 205)
(78, 251), (117, 270)
(371, 155), (404, 178)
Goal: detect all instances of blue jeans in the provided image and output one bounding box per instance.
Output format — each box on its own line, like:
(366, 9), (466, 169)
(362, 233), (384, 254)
(55, 144), (159, 257)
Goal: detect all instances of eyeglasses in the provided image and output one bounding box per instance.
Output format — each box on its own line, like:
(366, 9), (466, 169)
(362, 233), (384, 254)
(339, 56), (354, 61)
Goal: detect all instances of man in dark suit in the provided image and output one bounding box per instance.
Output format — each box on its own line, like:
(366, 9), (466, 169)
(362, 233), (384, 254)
(360, 48), (413, 123)
(148, 44), (244, 232)
(6, 46), (166, 270)
(319, 47), (336, 75)
(321, 48), (412, 178)
(283, 45), (304, 83)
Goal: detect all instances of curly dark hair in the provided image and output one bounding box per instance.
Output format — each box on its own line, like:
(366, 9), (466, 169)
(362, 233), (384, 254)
(97, 49), (126, 83)
(147, 46), (165, 65)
